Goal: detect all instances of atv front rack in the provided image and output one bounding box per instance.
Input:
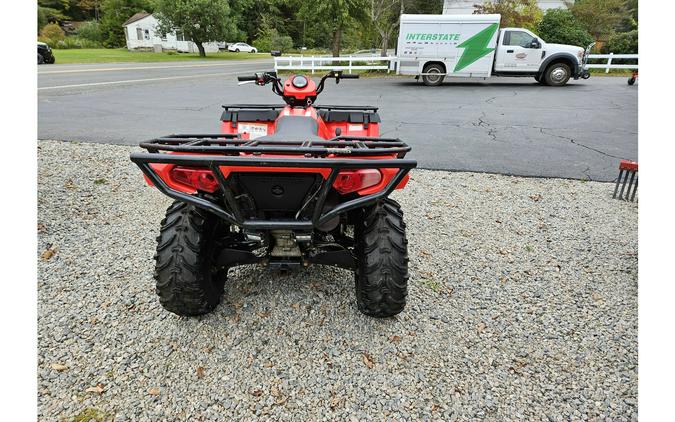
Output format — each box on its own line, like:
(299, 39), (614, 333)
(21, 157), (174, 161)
(130, 134), (417, 231)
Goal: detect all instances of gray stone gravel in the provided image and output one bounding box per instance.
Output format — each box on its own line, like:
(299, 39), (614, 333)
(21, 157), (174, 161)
(37, 140), (637, 421)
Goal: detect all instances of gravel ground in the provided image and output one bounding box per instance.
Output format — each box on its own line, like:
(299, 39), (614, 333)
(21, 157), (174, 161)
(38, 140), (638, 422)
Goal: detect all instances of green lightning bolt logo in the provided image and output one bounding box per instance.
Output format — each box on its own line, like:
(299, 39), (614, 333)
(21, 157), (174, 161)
(454, 23), (499, 72)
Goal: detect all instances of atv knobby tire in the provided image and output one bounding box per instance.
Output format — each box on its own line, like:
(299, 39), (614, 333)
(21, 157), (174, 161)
(354, 198), (409, 317)
(154, 201), (227, 316)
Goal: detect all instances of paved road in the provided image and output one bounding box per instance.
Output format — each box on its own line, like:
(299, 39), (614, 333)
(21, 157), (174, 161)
(38, 60), (637, 181)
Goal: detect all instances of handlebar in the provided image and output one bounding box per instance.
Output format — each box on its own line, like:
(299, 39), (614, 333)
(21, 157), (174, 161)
(316, 71), (359, 94)
(236, 71), (359, 101)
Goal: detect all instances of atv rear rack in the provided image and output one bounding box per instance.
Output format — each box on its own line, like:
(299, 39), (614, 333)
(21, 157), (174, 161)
(139, 133), (410, 158)
(131, 134), (416, 231)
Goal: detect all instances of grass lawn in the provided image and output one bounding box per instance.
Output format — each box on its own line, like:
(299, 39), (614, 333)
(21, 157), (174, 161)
(52, 48), (267, 64)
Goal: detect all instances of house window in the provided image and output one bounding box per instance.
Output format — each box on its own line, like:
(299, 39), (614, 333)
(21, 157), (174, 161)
(176, 31), (191, 42)
(136, 27), (143, 40)
(124, 27), (129, 40)
(144, 29), (150, 40)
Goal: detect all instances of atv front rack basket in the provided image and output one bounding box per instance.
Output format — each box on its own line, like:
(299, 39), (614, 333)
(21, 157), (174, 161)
(130, 134), (417, 231)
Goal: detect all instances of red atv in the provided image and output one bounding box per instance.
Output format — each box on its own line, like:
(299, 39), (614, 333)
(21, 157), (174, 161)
(130, 71), (416, 318)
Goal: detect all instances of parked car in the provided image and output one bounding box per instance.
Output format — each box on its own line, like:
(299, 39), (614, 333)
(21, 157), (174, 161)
(38, 42), (55, 65)
(227, 42), (257, 53)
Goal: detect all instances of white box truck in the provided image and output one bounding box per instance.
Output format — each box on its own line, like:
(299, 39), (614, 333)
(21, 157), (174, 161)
(396, 14), (592, 86)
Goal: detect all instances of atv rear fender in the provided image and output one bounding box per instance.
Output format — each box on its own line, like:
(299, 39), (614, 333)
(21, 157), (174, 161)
(131, 134), (416, 231)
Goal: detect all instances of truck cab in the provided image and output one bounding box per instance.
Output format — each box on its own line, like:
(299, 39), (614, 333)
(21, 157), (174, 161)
(493, 27), (590, 85)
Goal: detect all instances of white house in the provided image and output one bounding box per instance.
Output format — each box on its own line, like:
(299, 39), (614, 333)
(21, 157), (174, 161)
(123, 12), (220, 53)
(443, 0), (567, 15)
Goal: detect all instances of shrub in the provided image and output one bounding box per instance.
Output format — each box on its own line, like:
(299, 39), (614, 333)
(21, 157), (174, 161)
(41, 23), (66, 42)
(603, 30), (638, 54)
(40, 36), (103, 49)
(253, 28), (293, 53)
(537, 9), (594, 47)
(76, 21), (104, 43)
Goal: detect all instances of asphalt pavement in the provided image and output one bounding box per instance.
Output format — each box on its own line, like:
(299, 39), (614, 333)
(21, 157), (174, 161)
(38, 59), (637, 181)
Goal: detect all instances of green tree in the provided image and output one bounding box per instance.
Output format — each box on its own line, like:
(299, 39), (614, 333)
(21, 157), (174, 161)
(252, 15), (293, 52)
(155, 0), (241, 57)
(568, 0), (626, 41)
(299, 0), (367, 56)
(38, 0), (100, 21)
(603, 29), (637, 54)
(100, 0), (152, 47)
(402, 0), (442, 14)
(38, 7), (48, 34)
(38, 5), (69, 24)
(75, 0), (103, 20)
(474, 0), (542, 32)
(537, 8), (594, 47)
(368, 0), (403, 56)
(618, 0), (637, 32)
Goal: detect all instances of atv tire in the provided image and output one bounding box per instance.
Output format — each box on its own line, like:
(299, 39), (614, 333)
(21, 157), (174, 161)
(38, 53), (44, 65)
(354, 198), (409, 318)
(154, 201), (227, 316)
(422, 63), (445, 87)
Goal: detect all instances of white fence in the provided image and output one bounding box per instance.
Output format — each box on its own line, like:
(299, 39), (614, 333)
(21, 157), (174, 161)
(274, 55), (396, 74)
(274, 54), (638, 74)
(585, 53), (638, 73)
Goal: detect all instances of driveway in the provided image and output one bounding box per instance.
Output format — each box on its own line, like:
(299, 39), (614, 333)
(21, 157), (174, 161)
(38, 62), (637, 181)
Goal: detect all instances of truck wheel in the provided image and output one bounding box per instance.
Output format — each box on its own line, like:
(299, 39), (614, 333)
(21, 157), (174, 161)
(544, 62), (571, 86)
(354, 199), (409, 318)
(422, 63), (445, 87)
(154, 201), (227, 316)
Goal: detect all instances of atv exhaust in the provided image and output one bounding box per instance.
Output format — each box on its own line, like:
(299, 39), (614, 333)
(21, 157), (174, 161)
(612, 160), (638, 202)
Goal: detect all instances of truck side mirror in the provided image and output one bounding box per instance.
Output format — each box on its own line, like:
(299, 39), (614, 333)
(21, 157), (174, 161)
(530, 39), (541, 49)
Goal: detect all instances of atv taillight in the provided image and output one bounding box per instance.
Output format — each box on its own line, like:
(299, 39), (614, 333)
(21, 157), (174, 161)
(333, 169), (382, 194)
(170, 167), (220, 193)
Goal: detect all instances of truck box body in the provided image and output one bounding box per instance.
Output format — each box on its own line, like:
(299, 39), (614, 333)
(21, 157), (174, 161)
(397, 14), (501, 78)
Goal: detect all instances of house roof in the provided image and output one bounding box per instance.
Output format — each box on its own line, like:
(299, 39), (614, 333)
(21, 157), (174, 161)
(123, 12), (151, 26)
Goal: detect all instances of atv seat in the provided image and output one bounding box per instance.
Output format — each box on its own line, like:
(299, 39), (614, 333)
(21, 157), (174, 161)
(256, 116), (325, 142)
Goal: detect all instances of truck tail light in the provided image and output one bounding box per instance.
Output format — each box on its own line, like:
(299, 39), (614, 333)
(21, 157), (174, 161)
(170, 167), (219, 193)
(333, 169), (382, 194)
